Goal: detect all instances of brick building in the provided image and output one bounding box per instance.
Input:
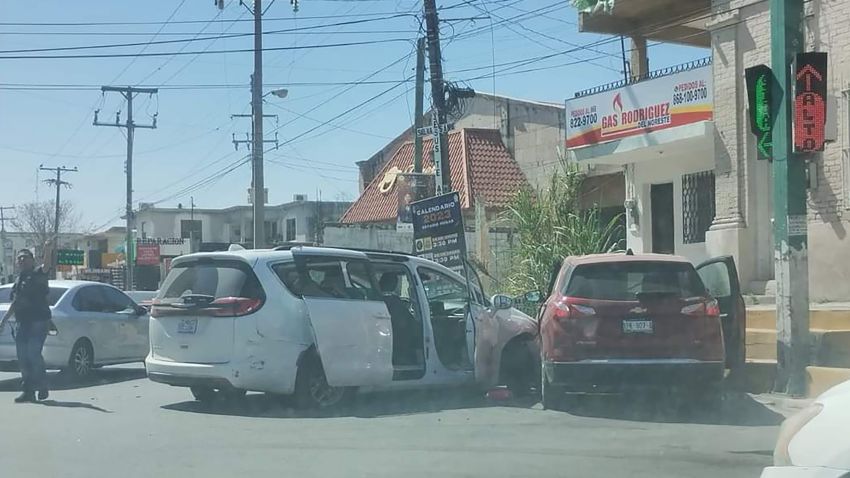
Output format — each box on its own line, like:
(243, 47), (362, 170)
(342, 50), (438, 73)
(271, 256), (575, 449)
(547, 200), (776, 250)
(568, 0), (850, 301)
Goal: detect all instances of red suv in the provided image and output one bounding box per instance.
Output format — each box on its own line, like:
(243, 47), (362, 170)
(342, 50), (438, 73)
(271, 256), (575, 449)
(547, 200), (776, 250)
(538, 252), (745, 409)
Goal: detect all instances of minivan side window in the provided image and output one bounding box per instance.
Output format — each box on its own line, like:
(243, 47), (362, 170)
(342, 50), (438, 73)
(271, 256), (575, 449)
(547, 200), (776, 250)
(286, 257), (381, 301)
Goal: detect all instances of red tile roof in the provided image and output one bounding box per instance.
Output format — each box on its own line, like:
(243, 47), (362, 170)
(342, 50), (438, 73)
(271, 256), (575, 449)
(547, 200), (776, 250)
(340, 128), (528, 224)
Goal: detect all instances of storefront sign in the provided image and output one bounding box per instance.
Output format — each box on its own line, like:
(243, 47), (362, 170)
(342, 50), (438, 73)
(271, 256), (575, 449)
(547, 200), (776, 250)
(411, 191), (466, 274)
(136, 243), (160, 266)
(566, 65), (713, 148)
(745, 64), (773, 160)
(795, 52), (828, 153)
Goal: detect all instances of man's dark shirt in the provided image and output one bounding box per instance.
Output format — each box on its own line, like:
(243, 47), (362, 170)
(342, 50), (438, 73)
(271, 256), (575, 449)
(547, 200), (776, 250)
(10, 268), (51, 323)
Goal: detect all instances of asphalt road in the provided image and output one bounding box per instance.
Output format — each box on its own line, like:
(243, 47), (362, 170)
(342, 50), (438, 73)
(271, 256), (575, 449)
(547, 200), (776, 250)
(0, 365), (782, 478)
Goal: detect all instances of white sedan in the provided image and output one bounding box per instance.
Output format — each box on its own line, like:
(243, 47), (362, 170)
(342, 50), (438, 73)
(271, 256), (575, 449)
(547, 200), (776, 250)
(0, 280), (149, 378)
(761, 379), (850, 477)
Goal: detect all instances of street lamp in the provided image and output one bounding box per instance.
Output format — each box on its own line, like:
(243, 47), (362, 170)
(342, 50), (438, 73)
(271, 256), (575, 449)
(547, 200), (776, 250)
(265, 88), (288, 99)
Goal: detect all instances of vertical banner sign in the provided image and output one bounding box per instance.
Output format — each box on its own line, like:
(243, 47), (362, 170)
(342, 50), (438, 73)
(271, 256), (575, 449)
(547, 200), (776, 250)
(745, 65), (773, 160)
(411, 191), (466, 274)
(794, 52), (828, 153)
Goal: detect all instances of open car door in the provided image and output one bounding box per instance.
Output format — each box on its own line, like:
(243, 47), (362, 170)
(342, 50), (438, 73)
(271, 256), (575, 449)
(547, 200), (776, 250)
(464, 265), (500, 386)
(696, 255), (746, 369)
(292, 251), (394, 387)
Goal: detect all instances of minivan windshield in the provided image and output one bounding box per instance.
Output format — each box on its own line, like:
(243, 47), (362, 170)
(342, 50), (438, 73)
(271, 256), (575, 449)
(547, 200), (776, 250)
(565, 261), (705, 301)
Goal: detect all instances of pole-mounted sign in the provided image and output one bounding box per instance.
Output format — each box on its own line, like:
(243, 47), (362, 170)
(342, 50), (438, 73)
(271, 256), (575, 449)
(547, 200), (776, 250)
(794, 52), (828, 153)
(745, 65), (773, 160)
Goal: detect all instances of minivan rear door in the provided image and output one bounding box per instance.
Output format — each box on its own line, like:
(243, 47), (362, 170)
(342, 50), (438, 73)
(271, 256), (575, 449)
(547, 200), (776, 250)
(696, 255), (746, 369)
(292, 252), (393, 387)
(151, 257), (264, 364)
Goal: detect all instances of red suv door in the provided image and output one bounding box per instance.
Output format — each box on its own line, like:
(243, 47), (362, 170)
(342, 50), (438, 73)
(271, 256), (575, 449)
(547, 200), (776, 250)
(696, 256), (746, 370)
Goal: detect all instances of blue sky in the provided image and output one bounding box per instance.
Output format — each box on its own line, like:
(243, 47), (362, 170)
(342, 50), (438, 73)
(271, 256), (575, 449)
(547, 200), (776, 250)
(0, 0), (707, 231)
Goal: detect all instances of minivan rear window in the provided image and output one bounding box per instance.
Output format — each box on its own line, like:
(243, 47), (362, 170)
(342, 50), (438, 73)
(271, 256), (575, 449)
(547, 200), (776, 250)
(159, 259), (264, 301)
(0, 286), (68, 306)
(564, 261), (705, 301)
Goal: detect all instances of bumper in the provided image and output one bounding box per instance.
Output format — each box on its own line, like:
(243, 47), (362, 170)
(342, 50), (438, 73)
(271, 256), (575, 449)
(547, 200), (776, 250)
(761, 466), (850, 478)
(543, 359), (725, 392)
(146, 356), (239, 390)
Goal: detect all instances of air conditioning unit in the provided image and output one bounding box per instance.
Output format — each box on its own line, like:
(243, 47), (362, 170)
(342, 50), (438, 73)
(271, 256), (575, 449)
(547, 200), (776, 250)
(293, 194), (307, 201)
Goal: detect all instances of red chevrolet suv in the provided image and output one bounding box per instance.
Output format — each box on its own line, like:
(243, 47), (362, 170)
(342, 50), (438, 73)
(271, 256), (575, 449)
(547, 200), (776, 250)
(538, 252), (746, 409)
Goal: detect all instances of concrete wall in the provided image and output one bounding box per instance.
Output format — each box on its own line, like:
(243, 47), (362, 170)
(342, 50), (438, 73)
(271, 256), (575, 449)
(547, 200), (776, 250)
(708, 0), (850, 299)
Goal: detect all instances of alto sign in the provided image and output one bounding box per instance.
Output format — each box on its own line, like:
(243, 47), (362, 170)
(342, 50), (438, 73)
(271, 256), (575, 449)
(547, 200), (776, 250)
(794, 52), (828, 153)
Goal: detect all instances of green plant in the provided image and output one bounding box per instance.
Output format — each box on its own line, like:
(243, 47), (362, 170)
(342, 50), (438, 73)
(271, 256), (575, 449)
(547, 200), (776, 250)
(502, 162), (623, 296)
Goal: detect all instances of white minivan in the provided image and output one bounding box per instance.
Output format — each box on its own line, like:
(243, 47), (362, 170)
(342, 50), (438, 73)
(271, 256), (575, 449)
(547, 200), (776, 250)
(145, 246), (539, 408)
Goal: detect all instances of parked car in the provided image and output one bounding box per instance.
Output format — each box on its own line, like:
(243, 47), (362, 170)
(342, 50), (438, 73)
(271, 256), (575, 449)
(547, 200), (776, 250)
(761, 379), (850, 477)
(0, 280), (149, 378)
(145, 246), (538, 408)
(536, 252), (746, 409)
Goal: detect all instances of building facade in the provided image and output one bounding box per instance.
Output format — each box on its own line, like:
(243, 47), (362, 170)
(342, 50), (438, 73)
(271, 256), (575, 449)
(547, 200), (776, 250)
(569, 0), (850, 301)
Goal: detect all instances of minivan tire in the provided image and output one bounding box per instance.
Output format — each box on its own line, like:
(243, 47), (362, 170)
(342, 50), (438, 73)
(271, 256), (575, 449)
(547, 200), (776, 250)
(190, 386), (217, 403)
(294, 353), (353, 409)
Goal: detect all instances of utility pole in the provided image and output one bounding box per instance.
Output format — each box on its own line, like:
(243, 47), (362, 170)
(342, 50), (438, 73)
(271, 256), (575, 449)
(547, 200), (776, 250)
(94, 86), (158, 291)
(39, 165), (77, 279)
(413, 37), (426, 173)
(252, 0), (266, 249)
(423, 0), (451, 194)
(0, 206), (15, 283)
(770, 0), (809, 396)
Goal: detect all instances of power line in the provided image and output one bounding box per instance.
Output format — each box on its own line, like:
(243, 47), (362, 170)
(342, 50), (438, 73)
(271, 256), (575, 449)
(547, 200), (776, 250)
(0, 12), (418, 27)
(0, 38), (413, 60)
(0, 14), (414, 55)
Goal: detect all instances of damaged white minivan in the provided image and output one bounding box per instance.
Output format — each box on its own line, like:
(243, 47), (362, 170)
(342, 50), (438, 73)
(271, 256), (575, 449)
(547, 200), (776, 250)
(145, 246), (538, 408)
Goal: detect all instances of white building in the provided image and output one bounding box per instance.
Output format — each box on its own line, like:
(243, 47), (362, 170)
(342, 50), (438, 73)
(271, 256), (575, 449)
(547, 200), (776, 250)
(568, 0), (850, 301)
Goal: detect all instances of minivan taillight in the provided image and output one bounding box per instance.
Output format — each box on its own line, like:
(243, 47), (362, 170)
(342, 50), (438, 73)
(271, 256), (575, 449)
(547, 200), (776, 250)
(208, 297), (263, 317)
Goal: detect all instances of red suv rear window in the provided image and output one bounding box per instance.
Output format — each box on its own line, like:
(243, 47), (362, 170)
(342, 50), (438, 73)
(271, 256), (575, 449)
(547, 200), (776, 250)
(564, 261), (705, 301)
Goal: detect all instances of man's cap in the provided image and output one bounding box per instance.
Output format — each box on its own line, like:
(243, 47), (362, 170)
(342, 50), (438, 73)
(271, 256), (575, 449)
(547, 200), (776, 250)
(16, 249), (34, 259)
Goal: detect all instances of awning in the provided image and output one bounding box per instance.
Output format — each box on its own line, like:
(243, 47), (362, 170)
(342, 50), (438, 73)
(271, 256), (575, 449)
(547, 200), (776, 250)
(569, 120), (714, 166)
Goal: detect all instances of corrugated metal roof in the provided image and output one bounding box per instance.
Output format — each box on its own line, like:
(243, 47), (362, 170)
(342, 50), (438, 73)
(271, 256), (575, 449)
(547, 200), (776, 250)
(340, 128), (528, 224)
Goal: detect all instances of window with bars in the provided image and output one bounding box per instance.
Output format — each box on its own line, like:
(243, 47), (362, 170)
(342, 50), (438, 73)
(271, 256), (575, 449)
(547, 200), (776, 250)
(682, 171), (715, 244)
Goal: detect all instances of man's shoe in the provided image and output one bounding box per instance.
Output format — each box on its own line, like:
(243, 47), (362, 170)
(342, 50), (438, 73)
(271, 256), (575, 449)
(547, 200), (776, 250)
(37, 390), (49, 401)
(14, 392), (35, 403)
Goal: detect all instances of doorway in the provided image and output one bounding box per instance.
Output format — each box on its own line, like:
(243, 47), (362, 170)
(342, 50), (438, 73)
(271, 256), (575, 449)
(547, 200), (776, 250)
(650, 183), (675, 254)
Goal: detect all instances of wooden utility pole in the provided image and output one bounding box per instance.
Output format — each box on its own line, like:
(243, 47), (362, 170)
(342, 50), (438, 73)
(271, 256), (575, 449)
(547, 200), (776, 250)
(770, 0), (809, 396)
(39, 165), (77, 279)
(423, 0), (451, 194)
(94, 86), (158, 290)
(413, 37), (426, 173)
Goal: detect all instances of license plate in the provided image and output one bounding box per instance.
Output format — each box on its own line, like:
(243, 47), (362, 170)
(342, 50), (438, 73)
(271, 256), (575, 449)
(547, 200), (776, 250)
(177, 319), (198, 334)
(623, 319), (653, 334)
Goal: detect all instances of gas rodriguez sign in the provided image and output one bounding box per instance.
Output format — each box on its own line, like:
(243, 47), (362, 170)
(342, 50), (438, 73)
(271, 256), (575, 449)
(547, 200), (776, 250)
(566, 64), (712, 148)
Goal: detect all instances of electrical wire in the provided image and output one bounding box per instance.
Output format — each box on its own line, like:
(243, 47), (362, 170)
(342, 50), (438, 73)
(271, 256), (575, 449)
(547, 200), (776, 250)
(0, 38), (412, 60)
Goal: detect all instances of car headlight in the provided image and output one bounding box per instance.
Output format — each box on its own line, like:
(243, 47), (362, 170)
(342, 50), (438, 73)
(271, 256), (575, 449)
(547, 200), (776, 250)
(774, 403), (824, 466)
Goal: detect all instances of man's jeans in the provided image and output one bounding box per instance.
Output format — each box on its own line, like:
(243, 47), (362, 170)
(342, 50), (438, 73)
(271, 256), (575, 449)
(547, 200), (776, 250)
(15, 320), (49, 393)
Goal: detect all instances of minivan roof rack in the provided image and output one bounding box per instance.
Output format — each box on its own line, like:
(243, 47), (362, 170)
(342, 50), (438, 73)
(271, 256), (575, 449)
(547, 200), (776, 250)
(272, 243), (412, 259)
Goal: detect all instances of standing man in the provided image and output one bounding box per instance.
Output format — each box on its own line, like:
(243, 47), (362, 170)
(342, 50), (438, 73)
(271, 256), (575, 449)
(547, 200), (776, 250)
(0, 249), (51, 403)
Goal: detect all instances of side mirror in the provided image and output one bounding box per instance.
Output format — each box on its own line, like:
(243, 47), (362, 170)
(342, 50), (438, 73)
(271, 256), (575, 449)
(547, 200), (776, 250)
(135, 305), (149, 316)
(523, 291), (542, 303)
(491, 294), (513, 310)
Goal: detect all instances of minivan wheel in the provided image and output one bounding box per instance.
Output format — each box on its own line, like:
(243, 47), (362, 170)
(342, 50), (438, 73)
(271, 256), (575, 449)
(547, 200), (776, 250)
(294, 354), (352, 409)
(66, 340), (94, 379)
(190, 386), (217, 403)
